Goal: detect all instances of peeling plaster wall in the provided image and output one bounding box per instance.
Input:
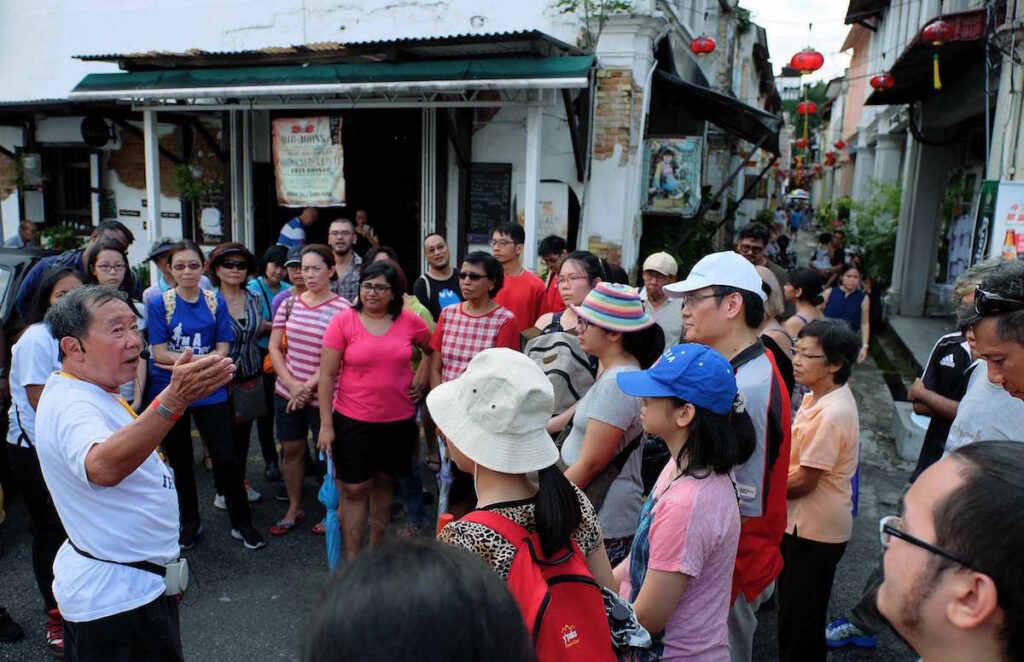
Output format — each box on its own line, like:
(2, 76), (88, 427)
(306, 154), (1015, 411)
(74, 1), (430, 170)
(0, 0), (580, 103)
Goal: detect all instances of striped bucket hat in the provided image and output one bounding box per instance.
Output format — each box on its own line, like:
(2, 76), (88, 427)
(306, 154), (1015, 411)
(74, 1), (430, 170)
(571, 282), (654, 333)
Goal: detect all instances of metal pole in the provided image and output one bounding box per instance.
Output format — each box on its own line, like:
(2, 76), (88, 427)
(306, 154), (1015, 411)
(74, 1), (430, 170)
(523, 100), (543, 271)
(143, 110), (162, 286)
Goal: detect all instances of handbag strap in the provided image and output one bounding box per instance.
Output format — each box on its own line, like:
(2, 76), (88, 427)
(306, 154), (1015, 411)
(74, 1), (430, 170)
(66, 539), (167, 577)
(610, 434), (643, 473)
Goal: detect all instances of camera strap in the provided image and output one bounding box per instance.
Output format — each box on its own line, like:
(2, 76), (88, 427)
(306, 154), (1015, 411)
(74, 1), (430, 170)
(67, 539), (167, 577)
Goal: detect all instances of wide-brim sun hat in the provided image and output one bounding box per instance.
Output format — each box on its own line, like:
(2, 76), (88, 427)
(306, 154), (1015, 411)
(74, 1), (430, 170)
(570, 282), (654, 333)
(664, 251), (768, 302)
(208, 243), (257, 272)
(425, 348), (559, 475)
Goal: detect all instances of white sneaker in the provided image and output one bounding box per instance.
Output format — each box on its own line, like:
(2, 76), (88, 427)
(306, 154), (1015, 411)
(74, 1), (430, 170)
(245, 480), (262, 503)
(213, 494), (226, 510)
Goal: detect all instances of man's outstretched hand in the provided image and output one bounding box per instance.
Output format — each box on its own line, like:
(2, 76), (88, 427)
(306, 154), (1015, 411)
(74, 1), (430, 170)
(161, 348), (235, 412)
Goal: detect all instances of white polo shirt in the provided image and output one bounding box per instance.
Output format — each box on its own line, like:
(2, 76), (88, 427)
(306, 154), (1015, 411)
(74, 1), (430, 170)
(6, 323), (60, 448)
(35, 372), (179, 623)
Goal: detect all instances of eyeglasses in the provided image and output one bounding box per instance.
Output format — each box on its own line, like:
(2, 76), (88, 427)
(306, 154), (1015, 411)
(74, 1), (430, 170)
(738, 243), (765, 255)
(219, 260), (249, 271)
(360, 282), (391, 293)
(95, 263), (126, 274)
(329, 230), (354, 238)
(172, 262), (203, 272)
(975, 285), (1024, 316)
(457, 272), (486, 281)
(878, 515), (977, 570)
(680, 293), (720, 307)
(577, 317), (605, 333)
(556, 273), (589, 286)
(489, 239), (515, 247)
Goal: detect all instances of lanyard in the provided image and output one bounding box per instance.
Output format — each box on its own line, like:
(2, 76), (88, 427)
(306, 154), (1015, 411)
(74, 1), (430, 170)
(57, 371), (138, 420)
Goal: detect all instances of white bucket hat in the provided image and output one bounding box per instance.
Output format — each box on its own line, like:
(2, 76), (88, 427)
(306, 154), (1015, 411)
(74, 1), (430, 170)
(425, 348), (559, 474)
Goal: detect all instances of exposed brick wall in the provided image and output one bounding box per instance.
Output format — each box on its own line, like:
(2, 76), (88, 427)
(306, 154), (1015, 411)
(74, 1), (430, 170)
(108, 127), (182, 196)
(0, 153), (16, 199)
(593, 67), (643, 165)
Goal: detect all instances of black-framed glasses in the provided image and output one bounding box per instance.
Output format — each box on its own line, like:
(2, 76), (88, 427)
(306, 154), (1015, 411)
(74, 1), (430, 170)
(680, 293), (720, 307)
(457, 272), (486, 281)
(975, 285), (1024, 316)
(359, 282), (391, 293)
(878, 515), (977, 570)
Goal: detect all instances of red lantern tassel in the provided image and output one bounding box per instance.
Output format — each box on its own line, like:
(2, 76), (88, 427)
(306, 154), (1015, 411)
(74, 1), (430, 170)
(933, 52), (942, 90)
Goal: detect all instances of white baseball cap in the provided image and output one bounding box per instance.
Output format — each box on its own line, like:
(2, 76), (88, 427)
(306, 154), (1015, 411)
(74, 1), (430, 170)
(664, 251), (768, 301)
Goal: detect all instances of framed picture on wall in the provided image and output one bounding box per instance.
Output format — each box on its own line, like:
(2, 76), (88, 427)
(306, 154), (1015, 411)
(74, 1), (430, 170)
(642, 137), (702, 217)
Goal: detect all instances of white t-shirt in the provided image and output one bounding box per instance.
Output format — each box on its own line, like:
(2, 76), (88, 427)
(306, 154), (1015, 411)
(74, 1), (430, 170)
(35, 373), (179, 623)
(6, 323), (60, 448)
(945, 360), (1024, 454)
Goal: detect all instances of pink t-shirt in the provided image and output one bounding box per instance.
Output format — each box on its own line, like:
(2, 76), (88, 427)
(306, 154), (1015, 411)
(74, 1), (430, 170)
(272, 293), (350, 407)
(619, 464), (740, 661)
(322, 308), (431, 423)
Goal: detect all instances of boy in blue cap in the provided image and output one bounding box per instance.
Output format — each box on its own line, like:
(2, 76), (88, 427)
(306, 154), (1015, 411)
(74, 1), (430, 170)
(611, 344), (754, 661)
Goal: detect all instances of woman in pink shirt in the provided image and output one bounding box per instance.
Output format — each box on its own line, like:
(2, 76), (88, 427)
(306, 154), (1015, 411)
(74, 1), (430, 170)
(268, 244), (350, 536)
(317, 261), (432, 559)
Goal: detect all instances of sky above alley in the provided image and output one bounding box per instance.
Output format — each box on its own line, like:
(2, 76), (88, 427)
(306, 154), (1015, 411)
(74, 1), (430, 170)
(740, 0), (853, 83)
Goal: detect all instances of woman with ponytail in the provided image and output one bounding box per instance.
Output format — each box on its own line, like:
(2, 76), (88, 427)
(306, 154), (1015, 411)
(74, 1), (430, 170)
(432, 348), (615, 585)
(614, 343), (754, 660)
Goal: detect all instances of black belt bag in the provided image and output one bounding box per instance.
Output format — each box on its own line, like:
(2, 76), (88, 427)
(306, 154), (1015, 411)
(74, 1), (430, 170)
(67, 539), (189, 596)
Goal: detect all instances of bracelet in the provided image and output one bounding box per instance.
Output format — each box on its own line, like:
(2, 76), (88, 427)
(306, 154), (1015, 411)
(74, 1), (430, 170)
(151, 397), (183, 421)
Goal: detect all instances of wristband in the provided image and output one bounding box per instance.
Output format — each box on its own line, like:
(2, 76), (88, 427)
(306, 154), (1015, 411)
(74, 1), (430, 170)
(151, 397), (183, 421)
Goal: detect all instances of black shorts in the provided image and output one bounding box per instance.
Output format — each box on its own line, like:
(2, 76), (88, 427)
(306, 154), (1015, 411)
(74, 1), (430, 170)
(332, 411), (417, 484)
(274, 393), (320, 443)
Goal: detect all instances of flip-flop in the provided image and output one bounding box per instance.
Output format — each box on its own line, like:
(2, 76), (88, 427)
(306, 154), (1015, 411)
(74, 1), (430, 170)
(312, 521), (326, 536)
(270, 512), (306, 536)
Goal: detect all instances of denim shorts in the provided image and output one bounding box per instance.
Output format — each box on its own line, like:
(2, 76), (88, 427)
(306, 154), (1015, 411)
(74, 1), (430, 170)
(274, 393), (321, 443)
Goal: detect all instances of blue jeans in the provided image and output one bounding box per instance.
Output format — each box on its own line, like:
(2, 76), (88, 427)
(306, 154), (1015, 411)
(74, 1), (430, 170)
(396, 453), (426, 527)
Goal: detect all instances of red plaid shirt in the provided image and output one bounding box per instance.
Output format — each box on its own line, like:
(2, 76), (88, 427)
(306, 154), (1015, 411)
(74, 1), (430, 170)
(430, 303), (520, 383)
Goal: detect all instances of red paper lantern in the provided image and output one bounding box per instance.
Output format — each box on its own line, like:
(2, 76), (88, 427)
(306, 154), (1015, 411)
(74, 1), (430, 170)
(790, 48), (824, 74)
(922, 19), (954, 45)
(870, 73), (895, 90)
(690, 36), (716, 55)
(795, 138), (809, 149)
(833, 139), (846, 150)
(797, 101), (818, 115)
(814, 164), (823, 174)
(824, 152), (837, 166)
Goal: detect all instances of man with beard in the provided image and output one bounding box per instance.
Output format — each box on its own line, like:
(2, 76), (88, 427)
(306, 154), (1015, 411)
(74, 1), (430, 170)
(876, 441), (1023, 662)
(413, 233), (461, 321)
(327, 218), (362, 303)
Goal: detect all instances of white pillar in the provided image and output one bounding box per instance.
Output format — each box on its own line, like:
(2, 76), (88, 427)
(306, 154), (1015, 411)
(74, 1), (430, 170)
(523, 102), (542, 271)
(851, 143), (876, 204)
(143, 110), (162, 286)
(241, 110), (254, 249)
(421, 108), (437, 273)
(872, 133), (904, 186)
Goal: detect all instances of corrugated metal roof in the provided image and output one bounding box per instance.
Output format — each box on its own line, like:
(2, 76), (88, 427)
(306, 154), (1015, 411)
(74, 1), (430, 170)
(73, 31), (586, 71)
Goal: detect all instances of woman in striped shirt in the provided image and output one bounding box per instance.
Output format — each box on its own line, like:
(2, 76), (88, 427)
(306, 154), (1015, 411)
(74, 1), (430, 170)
(268, 244), (351, 535)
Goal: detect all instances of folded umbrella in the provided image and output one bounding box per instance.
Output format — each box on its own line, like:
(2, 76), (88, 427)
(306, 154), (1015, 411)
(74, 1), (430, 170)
(318, 458), (342, 572)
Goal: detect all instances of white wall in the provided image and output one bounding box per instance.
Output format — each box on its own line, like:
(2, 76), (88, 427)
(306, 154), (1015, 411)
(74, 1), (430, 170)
(0, 0), (581, 103)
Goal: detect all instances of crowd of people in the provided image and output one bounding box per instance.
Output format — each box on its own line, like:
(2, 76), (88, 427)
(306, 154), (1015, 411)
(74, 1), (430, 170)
(0, 209), (1021, 662)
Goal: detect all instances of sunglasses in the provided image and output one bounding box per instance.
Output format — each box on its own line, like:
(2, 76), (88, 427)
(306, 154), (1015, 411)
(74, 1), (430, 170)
(879, 515), (977, 570)
(219, 260), (249, 271)
(457, 272), (486, 281)
(975, 285), (1024, 316)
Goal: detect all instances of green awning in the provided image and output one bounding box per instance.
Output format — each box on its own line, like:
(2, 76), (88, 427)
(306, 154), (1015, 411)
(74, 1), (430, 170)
(69, 56), (595, 100)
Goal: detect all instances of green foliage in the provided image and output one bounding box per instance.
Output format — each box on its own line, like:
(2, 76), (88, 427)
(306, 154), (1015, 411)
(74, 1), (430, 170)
(836, 196), (852, 222)
(781, 81), (828, 136)
(134, 263), (150, 287)
(556, 0), (634, 51)
(815, 201), (835, 226)
(639, 216), (717, 281)
(754, 208), (775, 227)
(850, 181), (900, 286)
(735, 7), (752, 35)
(173, 162), (222, 202)
(40, 224), (83, 251)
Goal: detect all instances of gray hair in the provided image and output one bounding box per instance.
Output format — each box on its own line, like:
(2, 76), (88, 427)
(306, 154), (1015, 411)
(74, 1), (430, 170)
(46, 285), (131, 360)
(952, 258), (1004, 303)
(978, 259), (1024, 347)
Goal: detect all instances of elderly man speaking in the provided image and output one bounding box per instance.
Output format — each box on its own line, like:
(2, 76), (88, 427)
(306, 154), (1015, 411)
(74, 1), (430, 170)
(35, 286), (234, 661)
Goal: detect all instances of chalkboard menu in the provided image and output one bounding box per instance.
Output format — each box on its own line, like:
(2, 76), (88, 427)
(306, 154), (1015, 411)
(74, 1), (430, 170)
(468, 163), (512, 239)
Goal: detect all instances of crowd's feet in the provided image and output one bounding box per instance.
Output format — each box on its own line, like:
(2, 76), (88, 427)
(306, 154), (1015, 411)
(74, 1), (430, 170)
(46, 608), (64, 658)
(0, 607), (24, 643)
(212, 481), (262, 510)
(825, 618), (877, 649)
(231, 526), (267, 550)
(179, 521), (204, 550)
(265, 461), (281, 482)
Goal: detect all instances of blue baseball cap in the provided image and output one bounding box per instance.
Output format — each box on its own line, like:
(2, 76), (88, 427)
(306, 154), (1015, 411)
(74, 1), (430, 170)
(616, 343), (737, 415)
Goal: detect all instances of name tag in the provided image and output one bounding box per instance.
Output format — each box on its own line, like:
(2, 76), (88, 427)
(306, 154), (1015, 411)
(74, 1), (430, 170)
(736, 483), (757, 501)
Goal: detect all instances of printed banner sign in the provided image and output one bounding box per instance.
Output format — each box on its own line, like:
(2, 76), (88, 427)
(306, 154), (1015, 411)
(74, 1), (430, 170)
(642, 137), (702, 217)
(272, 117), (345, 207)
(990, 180), (1024, 260)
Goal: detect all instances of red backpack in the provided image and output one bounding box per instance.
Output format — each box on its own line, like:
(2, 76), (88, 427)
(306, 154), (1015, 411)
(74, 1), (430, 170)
(461, 510), (616, 662)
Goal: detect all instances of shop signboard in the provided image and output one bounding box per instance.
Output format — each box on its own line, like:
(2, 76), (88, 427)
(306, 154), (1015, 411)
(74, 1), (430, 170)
(641, 137), (702, 217)
(970, 180), (998, 265)
(468, 163), (512, 243)
(989, 180), (1024, 260)
(272, 117), (345, 207)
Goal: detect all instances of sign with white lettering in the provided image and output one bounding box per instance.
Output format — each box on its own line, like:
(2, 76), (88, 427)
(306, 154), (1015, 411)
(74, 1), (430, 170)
(272, 117), (346, 207)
